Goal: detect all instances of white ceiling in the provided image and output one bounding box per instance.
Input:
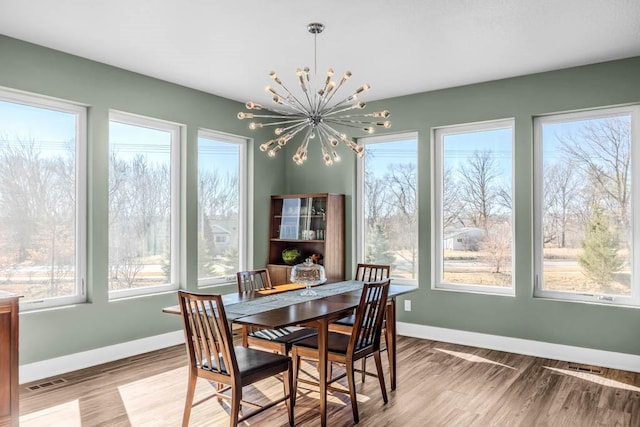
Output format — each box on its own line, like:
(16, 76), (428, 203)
(1, 0), (639, 106)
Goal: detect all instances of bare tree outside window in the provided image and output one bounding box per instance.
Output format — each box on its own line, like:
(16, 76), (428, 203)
(538, 112), (634, 298)
(0, 95), (84, 306)
(360, 136), (418, 282)
(436, 122), (514, 291)
(108, 115), (177, 295)
(197, 132), (244, 286)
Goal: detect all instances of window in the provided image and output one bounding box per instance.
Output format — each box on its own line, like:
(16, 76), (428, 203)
(0, 89), (86, 309)
(357, 133), (418, 284)
(197, 130), (246, 286)
(434, 120), (514, 294)
(108, 112), (180, 298)
(534, 106), (640, 306)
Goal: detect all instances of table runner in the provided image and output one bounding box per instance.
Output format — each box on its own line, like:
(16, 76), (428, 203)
(224, 280), (364, 319)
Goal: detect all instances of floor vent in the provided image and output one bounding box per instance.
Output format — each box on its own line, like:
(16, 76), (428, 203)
(26, 378), (67, 391)
(567, 364), (603, 375)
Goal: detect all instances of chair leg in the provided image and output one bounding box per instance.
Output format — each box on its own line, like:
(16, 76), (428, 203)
(241, 325), (249, 347)
(361, 357), (367, 382)
(182, 371), (197, 427)
(216, 381), (224, 401)
(373, 350), (388, 404)
(283, 361), (294, 427)
(292, 349), (300, 406)
(346, 361), (360, 424)
(230, 385), (242, 427)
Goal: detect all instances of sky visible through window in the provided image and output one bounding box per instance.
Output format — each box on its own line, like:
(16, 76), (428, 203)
(364, 138), (417, 173)
(443, 127), (512, 189)
(0, 100), (75, 149)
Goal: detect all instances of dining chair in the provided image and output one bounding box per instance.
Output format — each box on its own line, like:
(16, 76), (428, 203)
(178, 291), (294, 427)
(329, 263), (391, 381)
(236, 268), (273, 292)
(291, 279), (391, 424)
(237, 269), (317, 354)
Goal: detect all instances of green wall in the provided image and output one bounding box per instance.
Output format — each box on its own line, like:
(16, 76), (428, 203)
(0, 35), (285, 364)
(286, 57), (640, 356)
(2, 33), (640, 365)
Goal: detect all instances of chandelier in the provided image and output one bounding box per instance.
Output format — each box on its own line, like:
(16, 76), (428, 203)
(237, 22), (391, 166)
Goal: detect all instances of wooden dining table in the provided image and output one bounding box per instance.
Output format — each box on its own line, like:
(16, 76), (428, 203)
(163, 280), (416, 427)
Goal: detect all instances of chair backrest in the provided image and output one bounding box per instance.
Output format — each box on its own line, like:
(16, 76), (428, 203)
(236, 269), (272, 292)
(178, 291), (238, 378)
(354, 263), (390, 282)
(348, 279), (390, 353)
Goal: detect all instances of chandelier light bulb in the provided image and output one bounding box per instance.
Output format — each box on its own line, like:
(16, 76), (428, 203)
(259, 142), (271, 152)
(238, 22), (391, 166)
(269, 71), (282, 84)
(245, 101), (262, 110)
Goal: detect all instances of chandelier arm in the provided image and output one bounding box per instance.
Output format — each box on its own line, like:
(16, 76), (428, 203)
(292, 126), (315, 165)
(268, 86), (310, 115)
(276, 80), (316, 114)
(318, 132), (333, 165)
(318, 122), (350, 142)
(325, 118), (382, 126)
(323, 120), (369, 130)
(262, 106), (307, 116)
(248, 113), (301, 119)
(256, 118), (308, 127)
(276, 120), (310, 136)
(314, 92), (324, 115)
(323, 104), (364, 117)
(283, 123), (310, 142)
(318, 126), (339, 152)
(296, 69), (316, 112)
(319, 76), (350, 111)
(322, 96), (360, 115)
(323, 85), (370, 115)
(319, 123), (363, 156)
(327, 113), (387, 119)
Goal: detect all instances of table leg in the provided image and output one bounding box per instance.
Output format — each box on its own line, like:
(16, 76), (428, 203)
(317, 317), (329, 427)
(386, 298), (397, 391)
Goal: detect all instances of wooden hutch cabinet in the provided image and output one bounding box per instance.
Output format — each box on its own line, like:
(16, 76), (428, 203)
(0, 292), (20, 427)
(267, 193), (345, 285)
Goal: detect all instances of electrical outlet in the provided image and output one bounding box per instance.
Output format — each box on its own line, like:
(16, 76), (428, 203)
(404, 299), (411, 311)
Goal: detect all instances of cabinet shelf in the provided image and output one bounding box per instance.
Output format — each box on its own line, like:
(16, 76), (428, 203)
(267, 193), (344, 285)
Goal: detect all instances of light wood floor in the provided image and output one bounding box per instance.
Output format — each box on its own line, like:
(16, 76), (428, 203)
(19, 336), (640, 426)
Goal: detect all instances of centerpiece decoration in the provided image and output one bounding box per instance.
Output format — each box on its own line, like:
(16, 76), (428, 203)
(290, 257), (326, 296)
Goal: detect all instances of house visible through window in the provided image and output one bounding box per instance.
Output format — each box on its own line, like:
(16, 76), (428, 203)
(0, 89), (86, 309)
(534, 106), (639, 306)
(434, 119), (514, 295)
(108, 111), (180, 297)
(357, 132), (418, 284)
(197, 129), (246, 286)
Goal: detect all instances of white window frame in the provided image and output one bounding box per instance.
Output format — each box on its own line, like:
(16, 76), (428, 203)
(196, 129), (248, 288)
(108, 111), (181, 299)
(533, 105), (640, 306)
(0, 88), (87, 310)
(356, 131), (418, 286)
(433, 119), (515, 296)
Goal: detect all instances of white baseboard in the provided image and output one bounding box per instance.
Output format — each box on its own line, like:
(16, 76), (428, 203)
(20, 323), (640, 384)
(19, 330), (184, 384)
(398, 322), (640, 373)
